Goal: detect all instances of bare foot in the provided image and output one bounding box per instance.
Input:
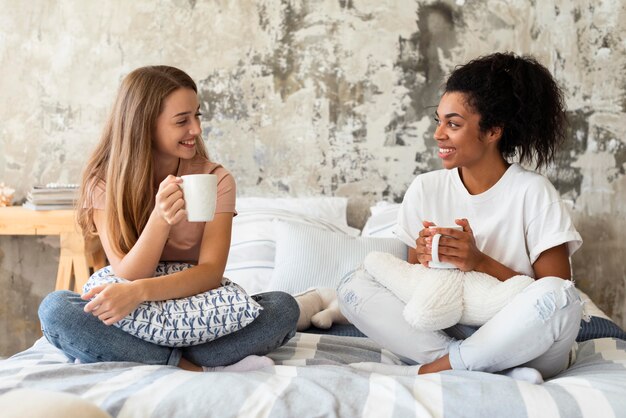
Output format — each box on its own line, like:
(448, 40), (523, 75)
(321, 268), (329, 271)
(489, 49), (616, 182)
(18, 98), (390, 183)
(418, 354), (452, 374)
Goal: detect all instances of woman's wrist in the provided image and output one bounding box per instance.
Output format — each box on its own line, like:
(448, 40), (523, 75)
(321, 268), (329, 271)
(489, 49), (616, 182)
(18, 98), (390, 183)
(129, 279), (149, 303)
(474, 252), (490, 274)
(150, 207), (172, 230)
(475, 254), (520, 282)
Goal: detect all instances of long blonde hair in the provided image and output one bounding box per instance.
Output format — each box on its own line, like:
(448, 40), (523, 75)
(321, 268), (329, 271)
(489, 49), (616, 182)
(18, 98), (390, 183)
(77, 66), (209, 256)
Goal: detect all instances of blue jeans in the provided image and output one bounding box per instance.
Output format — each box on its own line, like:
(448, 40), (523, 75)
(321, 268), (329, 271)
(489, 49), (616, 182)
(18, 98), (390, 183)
(338, 269), (583, 379)
(38, 290), (299, 367)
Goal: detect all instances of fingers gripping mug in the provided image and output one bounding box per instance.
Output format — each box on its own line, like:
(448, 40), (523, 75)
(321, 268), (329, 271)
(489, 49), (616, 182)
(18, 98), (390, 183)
(179, 174), (217, 222)
(429, 225), (463, 269)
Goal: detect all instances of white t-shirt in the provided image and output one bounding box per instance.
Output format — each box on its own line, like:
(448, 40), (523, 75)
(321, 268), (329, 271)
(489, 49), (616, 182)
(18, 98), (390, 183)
(393, 163), (582, 278)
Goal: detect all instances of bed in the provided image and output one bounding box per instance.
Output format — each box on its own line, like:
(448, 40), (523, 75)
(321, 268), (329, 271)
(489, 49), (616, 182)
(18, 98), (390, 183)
(2, 331), (626, 417)
(1, 198), (625, 417)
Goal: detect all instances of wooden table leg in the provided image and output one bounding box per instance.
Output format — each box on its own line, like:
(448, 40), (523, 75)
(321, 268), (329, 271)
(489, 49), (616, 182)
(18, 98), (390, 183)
(72, 252), (91, 293)
(0, 207), (106, 294)
(56, 231), (93, 293)
(55, 247), (74, 291)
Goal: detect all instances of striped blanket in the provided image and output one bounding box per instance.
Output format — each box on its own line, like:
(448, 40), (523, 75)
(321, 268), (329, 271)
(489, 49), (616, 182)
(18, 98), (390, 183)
(1, 333), (625, 417)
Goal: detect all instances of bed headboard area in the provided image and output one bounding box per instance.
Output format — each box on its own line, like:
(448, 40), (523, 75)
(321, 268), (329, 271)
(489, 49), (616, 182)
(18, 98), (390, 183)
(0, 0), (625, 357)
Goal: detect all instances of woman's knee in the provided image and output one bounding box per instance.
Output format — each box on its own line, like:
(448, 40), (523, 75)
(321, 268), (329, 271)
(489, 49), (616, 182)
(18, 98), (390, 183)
(38, 290), (87, 355)
(525, 277), (582, 321)
(276, 291), (300, 326)
(255, 291), (299, 332)
(336, 269), (377, 317)
(532, 276), (568, 291)
(521, 276), (570, 301)
(336, 272), (353, 306)
(38, 291), (79, 330)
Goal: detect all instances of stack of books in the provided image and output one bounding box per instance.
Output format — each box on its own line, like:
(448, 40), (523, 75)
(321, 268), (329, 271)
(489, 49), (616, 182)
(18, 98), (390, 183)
(23, 183), (79, 210)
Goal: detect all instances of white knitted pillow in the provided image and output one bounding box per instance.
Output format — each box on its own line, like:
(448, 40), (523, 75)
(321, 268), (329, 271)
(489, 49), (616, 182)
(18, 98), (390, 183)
(83, 262), (262, 347)
(363, 252), (533, 331)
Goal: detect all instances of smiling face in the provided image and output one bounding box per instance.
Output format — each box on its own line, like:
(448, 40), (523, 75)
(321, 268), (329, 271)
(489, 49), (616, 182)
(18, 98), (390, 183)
(153, 87), (202, 164)
(434, 92), (502, 171)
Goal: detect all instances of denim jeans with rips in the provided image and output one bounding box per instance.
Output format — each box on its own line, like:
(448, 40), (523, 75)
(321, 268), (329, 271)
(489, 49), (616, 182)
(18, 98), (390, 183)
(338, 268), (583, 379)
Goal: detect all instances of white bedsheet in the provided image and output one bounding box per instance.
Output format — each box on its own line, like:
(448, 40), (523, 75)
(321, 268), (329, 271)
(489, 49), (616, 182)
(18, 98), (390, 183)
(1, 334), (625, 417)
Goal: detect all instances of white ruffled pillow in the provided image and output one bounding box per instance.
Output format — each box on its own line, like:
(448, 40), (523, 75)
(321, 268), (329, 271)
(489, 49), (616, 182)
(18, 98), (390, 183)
(236, 196), (351, 228)
(361, 201), (401, 238)
(82, 262), (262, 347)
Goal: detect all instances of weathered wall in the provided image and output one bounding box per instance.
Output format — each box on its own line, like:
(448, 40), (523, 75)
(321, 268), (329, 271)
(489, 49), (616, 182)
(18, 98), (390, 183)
(1, 0), (624, 356)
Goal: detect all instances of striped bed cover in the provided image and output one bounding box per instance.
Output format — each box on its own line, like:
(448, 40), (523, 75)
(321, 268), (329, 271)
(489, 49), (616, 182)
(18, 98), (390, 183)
(1, 333), (625, 417)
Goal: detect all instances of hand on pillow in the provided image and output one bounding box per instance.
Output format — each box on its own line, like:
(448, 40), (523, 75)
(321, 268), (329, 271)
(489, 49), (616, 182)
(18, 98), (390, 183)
(83, 262), (262, 347)
(294, 288), (350, 331)
(363, 252), (534, 331)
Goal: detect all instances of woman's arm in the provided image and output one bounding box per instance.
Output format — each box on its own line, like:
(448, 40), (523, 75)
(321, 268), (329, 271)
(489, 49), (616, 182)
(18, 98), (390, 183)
(84, 212), (233, 325)
(530, 244), (571, 279)
(408, 236), (515, 279)
(474, 244), (570, 281)
(94, 175), (186, 279)
(417, 218), (571, 281)
(134, 212), (233, 301)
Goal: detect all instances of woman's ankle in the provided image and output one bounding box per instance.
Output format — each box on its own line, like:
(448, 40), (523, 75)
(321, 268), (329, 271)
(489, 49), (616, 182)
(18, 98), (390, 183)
(418, 354), (452, 374)
(178, 357), (202, 372)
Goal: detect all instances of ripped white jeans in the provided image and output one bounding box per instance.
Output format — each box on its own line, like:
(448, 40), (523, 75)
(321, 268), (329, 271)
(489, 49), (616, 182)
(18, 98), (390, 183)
(337, 269), (583, 379)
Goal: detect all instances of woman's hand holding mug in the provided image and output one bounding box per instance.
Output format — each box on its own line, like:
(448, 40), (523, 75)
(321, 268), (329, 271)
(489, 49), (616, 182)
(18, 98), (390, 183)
(418, 219), (485, 271)
(155, 175), (186, 225)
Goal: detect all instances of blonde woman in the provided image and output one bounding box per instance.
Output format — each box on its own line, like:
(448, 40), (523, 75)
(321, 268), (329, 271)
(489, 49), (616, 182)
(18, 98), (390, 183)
(38, 66), (299, 372)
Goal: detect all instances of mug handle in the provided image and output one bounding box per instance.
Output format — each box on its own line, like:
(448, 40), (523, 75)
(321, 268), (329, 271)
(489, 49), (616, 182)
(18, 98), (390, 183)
(431, 233), (442, 264)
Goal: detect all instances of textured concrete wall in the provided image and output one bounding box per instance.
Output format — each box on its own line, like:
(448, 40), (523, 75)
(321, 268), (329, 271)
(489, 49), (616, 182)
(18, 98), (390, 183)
(1, 0), (624, 356)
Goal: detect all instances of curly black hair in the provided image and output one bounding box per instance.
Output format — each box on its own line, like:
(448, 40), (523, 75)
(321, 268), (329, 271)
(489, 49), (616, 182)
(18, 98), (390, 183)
(444, 52), (567, 169)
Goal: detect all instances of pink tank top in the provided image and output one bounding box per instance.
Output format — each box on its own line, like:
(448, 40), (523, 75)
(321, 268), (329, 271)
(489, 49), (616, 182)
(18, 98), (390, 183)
(89, 155), (236, 263)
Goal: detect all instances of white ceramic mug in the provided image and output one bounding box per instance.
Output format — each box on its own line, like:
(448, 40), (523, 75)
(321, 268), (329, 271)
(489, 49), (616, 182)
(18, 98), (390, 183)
(180, 174), (217, 222)
(429, 225), (463, 269)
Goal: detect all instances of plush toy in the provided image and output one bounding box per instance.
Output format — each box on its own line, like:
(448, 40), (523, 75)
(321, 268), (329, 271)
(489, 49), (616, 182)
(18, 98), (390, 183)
(363, 252), (534, 331)
(294, 252), (534, 332)
(295, 288), (350, 331)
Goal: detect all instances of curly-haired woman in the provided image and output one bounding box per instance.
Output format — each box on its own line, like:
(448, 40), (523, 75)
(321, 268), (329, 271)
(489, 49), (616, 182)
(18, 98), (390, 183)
(339, 53), (583, 383)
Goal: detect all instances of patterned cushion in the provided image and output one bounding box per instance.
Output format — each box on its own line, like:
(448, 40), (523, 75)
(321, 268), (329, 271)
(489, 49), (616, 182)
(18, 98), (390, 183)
(576, 316), (626, 342)
(83, 262), (262, 347)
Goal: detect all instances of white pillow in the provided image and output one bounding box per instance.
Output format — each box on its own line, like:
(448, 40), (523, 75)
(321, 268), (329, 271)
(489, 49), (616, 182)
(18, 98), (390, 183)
(0, 389), (111, 418)
(83, 263), (262, 347)
(361, 201), (401, 238)
(268, 221), (408, 294)
(237, 196), (350, 227)
(226, 208), (359, 295)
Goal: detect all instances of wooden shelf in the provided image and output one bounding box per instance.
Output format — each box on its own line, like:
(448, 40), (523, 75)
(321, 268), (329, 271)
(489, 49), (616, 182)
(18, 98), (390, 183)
(0, 207), (106, 293)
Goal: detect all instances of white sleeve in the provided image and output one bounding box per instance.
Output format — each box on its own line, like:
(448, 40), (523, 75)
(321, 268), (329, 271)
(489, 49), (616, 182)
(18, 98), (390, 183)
(393, 177), (425, 248)
(525, 183), (583, 264)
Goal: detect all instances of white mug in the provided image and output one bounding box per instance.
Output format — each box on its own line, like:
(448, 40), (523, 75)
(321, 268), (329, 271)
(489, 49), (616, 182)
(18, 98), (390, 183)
(180, 174), (217, 222)
(429, 225), (463, 269)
